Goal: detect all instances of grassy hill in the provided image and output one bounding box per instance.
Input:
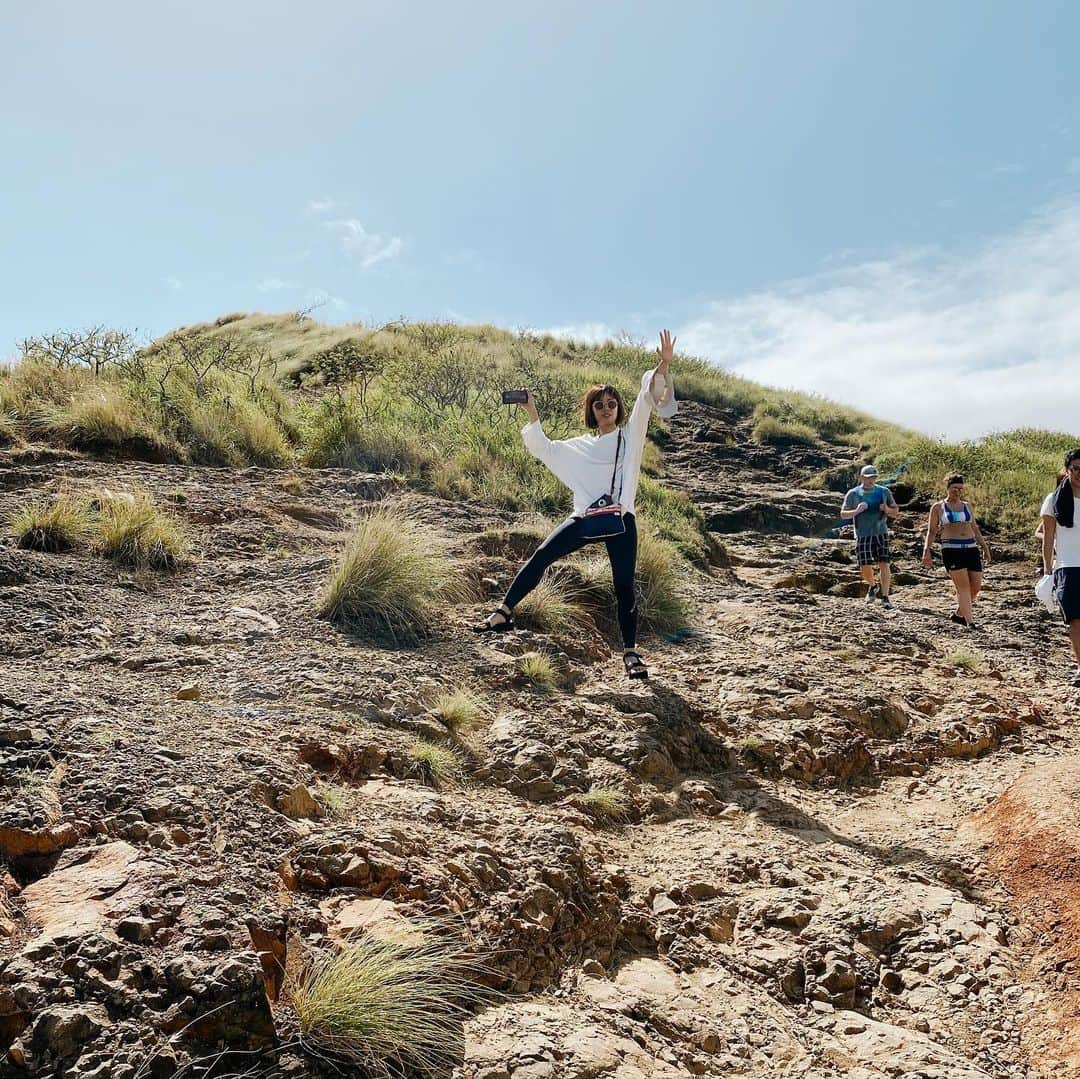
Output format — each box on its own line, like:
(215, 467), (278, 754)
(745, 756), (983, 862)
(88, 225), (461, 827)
(1, 312), (1075, 539)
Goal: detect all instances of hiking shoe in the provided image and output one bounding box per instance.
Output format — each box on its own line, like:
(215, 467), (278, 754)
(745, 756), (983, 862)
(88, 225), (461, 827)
(865, 584), (879, 602)
(880, 595), (893, 610)
(949, 613), (966, 625)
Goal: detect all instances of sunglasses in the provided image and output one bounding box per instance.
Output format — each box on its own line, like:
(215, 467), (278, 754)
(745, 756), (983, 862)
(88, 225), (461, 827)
(593, 399), (618, 411)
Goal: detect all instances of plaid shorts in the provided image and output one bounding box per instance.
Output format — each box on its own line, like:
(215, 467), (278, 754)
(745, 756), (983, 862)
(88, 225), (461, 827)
(855, 533), (890, 566)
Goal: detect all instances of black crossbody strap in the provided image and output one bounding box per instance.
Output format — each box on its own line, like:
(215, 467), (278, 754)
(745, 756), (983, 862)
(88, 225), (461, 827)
(609, 430), (623, 502)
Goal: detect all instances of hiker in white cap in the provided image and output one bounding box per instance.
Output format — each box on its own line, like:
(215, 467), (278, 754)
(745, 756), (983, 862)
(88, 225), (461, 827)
(840, 465), (899, 609)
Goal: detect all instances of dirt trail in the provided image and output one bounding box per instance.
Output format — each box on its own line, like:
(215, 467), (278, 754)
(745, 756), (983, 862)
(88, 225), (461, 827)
(1, 413), (1078, 1078)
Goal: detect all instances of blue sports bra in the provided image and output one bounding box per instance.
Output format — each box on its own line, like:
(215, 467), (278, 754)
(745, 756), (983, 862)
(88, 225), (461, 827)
(941, 501), (972, 525)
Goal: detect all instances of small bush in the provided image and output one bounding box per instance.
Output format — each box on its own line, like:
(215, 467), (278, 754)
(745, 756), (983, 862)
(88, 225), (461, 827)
(517, 652), (556, 691)
(581, 786), (632, 822)
(97, 491), (187, 571)
(289, 923), (478, 1073)
(9, 494), (94, 553)
(47, 385), (163, 453)
(408, 740), (463, 789)
(945, 649), (985, 673)
(317, 510), (464, 643)
(432, 687), (488, 735)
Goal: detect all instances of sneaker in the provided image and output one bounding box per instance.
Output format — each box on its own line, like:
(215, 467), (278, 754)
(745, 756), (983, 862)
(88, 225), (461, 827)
(880, 595), (894, 610)
(865, 584), (879, 602)
(949, 613), (966, 625)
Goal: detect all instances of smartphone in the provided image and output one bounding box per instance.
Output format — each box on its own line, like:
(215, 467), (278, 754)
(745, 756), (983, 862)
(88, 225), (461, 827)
(501, 389), (529, 405)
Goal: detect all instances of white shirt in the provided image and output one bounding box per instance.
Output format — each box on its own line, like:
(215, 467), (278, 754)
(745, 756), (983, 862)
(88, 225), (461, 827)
(1040, 490), (1080, 568)
(521, 368), (677, 516)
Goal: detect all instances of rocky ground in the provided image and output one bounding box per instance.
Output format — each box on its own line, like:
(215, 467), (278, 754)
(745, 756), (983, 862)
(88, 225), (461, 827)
(1, 400), (1078, 1079)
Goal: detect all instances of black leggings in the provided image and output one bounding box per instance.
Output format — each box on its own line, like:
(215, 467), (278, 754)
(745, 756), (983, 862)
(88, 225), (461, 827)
(503, 513), (639, 649)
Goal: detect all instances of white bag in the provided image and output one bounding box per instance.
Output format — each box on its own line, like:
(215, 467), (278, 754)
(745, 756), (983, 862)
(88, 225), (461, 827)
(1035, 573), (1058, 615)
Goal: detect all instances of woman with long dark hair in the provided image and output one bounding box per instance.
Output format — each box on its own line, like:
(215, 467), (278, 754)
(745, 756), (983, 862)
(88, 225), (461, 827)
(472, 330), (677, 680)
(1040, 448), (1080, 686)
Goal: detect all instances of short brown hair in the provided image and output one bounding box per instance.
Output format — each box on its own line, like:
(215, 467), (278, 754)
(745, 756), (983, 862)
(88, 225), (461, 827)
(944, 473), (964, 487)
(582, 384), (626, 429)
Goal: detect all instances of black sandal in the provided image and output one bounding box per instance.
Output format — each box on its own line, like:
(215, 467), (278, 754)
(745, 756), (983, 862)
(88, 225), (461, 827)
(471, 608), (515, 634)
(623, 651), (649, 680)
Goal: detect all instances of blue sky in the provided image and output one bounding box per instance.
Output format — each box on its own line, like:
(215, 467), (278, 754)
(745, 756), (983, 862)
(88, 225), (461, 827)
(3, 0), (1080, 436)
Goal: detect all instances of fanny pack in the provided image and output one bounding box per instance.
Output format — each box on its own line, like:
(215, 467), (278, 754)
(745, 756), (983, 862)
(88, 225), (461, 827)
(579, 431), (625, 541)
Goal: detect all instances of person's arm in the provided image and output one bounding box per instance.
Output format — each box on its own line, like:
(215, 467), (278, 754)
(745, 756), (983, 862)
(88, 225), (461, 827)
(623, 330), (678, 448)
(518, 390), (560, 470)
(882, 489), (900, 519)
(969, 509), (992, 566)
(840, 492), (865, 520)
(1042, 515), (1057, 576)
(922, 505), (939, 565)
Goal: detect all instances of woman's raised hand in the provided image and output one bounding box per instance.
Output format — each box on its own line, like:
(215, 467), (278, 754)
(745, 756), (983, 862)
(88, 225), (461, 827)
(656, 329), (676, 374)
(518, 389), (539, 422)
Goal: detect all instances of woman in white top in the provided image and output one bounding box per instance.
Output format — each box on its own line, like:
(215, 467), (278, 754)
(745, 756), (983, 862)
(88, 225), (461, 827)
(472, 330), (678, 680)
(1040, 448), (1080, 686)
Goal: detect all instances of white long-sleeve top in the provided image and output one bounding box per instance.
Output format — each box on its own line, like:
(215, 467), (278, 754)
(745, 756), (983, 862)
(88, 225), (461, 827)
(521, 367), (677, 516)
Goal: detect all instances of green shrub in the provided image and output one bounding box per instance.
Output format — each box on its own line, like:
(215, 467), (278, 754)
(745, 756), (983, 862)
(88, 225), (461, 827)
(97, 490), (187, 571)
(317, 510), (465, 643)
(9, 494), (94, 553)
(288, 923), (479, 1073)
(408, 740), (463, 789)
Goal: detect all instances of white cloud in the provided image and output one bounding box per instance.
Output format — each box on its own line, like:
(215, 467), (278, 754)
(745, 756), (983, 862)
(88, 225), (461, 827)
(325, 219), (403, 268)
(305, 196), (346, 215)
(533, 321), (617, 345)
(677, 197), (1080, 439)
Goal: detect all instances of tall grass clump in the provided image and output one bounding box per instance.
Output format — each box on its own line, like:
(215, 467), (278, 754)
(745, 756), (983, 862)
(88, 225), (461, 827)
(8, 493), (94, 553)
(752, 410), (817, 447)
(45, 384), (168, 455)
(97, 491), (187, 571)
(289, 924), (480, 1073)
(580, 530), (689, 635)
(408, 740), (464, 789)
(513, 574), (588, 633)
(316, 510), (465, 643)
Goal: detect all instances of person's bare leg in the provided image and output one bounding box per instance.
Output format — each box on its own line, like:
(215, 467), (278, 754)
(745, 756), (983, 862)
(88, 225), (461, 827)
(878, 561), (891, 597)
(968, 570), (982, 605)
(949, 569), (973, 622)
(1069, 621), (1080, 667)
(860, 565), (875, 589)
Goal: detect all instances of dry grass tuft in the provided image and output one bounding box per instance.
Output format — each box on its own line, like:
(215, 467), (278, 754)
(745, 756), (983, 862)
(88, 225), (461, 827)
(408, 740), (464, 790)
(581, 786), (632, 822)
(8, 493), (94, 553)
(513, 574), (588, 633)
(516, 652), (556, 691)
(317, 509), (466, 643)
(288, 922), (482, 1074)
(945, 649), (985, 673)
(432, 687), (488, 736)
(97, 490), (188, 571)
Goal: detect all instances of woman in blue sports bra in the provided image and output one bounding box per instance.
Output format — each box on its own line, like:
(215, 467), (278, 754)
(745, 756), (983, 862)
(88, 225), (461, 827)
(921, 473), (992, 628)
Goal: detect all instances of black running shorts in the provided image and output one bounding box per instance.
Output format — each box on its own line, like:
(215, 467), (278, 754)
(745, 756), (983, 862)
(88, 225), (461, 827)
(942, 546), (982, 573)
(1054, 567), (1080, 624)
